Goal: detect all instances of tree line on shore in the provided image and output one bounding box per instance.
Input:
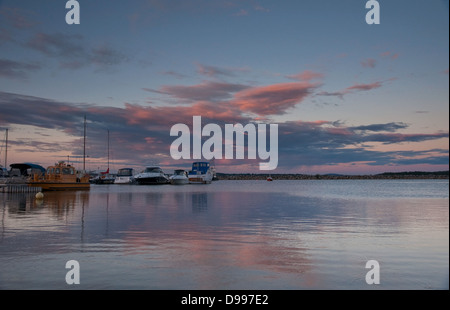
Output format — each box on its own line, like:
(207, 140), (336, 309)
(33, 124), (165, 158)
(216, 171), (449, 180)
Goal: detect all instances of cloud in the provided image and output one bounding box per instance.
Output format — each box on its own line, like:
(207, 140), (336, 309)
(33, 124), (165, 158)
(160, 70), (188, 79)
(90, 44), (129, 67)
(361, 58), (377, 68)
(0, 7), (37, 29)
(346, 81), (383, 92)
(1, 90), (448, 173)
(196, 63), (249, 78)
(381, 51), (399, 60)
(26, 32), (128, 70)
(286, 70), (324, 82)
(0, 91), (87, 131)
(275, 121), (449, 169)
(317, 80), (387, 100)
(27, 32), (85, 58)
(0, 58), (40, 79)
(351, 122), (409, 132)
(232, 82), (318, 116)
(361, 132), (449, 145)
(152, 81), (249, 102)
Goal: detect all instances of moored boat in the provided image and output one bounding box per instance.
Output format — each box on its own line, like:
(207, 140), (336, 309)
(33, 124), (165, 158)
(134, 166), (170, 185)
(5, 163), (46, 184)
(90, 168), (115, 184)
(169, 169), (189, 185)
(188, 162), (213, 184)
(114, 168), (136, 184)
(28, 161), (90, 191)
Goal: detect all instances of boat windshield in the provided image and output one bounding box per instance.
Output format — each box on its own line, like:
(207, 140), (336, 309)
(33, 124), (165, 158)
(62, 167), (74, 175)
(144, 167), (162, 173)
(118, 169), (132, 176)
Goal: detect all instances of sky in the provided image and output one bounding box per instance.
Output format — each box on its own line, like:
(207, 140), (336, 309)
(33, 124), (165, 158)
(0, 0), (448, 174)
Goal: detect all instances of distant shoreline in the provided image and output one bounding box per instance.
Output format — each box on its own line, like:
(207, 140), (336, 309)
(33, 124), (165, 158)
(216, 171), (449, 180)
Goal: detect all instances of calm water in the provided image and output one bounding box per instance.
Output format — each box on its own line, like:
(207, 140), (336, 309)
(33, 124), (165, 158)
(0, 180), (448, 290)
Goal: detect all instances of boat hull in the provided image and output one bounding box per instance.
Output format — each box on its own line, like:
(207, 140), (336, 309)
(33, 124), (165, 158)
(114, 176), (134, 184)
(188, 176), (212, 184)
(170, 177), (189, 185)
(135, 176), (169, 185)
(90, 178), (115, 184)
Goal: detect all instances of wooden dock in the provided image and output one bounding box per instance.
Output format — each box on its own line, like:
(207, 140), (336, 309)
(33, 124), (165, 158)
(0, 184), (42, 194)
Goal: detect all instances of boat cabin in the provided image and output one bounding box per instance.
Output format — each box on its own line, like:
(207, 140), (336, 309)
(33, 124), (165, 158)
(189, 162), (210, 175)
(117, 168), (134, 176)
(143, 166), (164, 174)
(36, 161), (88, 183)
(173, 169), (187, 176)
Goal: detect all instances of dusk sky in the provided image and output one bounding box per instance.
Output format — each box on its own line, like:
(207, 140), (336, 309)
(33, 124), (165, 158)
(0, 0), (448, 174)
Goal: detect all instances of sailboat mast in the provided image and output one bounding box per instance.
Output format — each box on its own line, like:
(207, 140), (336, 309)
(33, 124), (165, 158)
(83, 115), (86, 171)
(4, 128), (7, 169)
(107, 129), (110, 170)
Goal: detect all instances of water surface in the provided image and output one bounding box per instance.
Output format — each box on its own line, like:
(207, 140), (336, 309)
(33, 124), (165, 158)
(0, 180), (448, 290)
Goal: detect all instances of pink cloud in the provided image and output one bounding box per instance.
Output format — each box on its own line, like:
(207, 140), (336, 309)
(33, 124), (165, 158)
(381, 51), (399, 60)
(346, 81), (383, 92)
(286, 70), (324, 82)
(232, 82), (318, 116)
(123, 100), (248, 127)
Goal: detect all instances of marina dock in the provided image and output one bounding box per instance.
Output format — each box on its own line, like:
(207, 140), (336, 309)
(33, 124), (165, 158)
(0, 184), (42, 194)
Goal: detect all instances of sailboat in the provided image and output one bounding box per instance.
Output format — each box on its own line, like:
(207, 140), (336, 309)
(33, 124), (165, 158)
(0, 129), (8, 182)
(90, 129), (115, 184)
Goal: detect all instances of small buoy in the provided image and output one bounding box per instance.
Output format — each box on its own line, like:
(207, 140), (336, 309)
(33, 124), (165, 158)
(35, 192), (44, 199)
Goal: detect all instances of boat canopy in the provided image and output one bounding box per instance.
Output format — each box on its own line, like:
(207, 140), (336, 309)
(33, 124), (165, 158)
(190, 162), (210, 174)
(143, 167), (164, 173)
(9, 163), (46, 175)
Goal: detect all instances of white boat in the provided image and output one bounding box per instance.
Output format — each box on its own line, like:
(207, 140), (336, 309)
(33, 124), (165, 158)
(169, 169), (189, 185)
(114, 168), (136, 184)
(134, 166), (170, 185)
(188, 162), (213, 184)
(90, 168), (115, 184)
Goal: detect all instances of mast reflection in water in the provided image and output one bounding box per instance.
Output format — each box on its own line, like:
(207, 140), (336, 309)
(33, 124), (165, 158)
(0, 180), (448, 290)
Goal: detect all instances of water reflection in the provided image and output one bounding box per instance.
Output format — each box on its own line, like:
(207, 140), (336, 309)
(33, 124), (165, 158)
(192, 193), (208, 213)
(0, 180), (448, 289)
